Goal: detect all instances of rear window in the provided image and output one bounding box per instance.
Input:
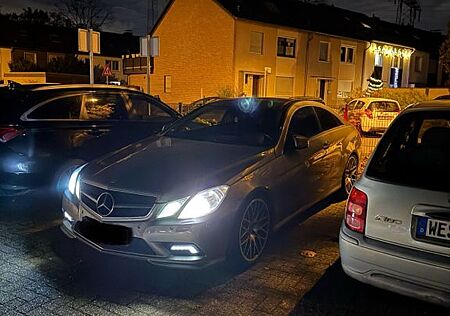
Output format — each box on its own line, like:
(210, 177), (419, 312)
(368, 101), (399, 112)
(349, 100), (365, 110)
(28, 95), (82, 119)
(366, 111), (450, 192)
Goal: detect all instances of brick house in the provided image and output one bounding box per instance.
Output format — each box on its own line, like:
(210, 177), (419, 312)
(131, 0), (443, 106)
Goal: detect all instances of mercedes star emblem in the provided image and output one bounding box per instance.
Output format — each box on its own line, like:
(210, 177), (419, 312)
(96, 192), (115, 216)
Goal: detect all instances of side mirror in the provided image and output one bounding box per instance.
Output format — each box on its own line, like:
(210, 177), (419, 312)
(292, 134), (309, 150)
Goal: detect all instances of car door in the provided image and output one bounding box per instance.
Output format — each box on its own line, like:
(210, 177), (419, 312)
(123, 93), (178, 141)
(271, 106), (324, 221)
(77, 91), (135, 157)
(21, 92), (105, 187)
(313, 106), (345, 193)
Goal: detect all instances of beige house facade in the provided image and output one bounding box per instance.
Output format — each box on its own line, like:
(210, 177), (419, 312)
(143, 0), (438, 106)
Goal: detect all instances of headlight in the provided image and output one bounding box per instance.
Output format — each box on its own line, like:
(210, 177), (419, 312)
(178, 185), (229, 219)
(156, 198), (188, 219)
(68, 164), (86, 199)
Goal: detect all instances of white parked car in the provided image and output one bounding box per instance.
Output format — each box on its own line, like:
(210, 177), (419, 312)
(346, 98), (401, 134)
(340, 100), (450, 306)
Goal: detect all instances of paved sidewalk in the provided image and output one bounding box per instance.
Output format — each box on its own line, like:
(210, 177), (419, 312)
(0, 198), (344, 315)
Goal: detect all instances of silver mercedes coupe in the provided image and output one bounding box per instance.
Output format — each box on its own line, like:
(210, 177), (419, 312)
(61, 98), (360, 268)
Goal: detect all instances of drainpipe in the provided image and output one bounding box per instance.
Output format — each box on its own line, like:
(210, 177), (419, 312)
(303, 32), (313, 96)
(361, 42), (371, 90)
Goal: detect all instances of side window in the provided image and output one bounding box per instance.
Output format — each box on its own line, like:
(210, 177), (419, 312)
(28, 95), (82, 120)
(128, 95), (172, 120)
(81, 93), (128, 120)
(347, 100), (357, 110)
(288, 107), (321, 138)
(355, 101), (365, 110)
(314, 107), (342, 131)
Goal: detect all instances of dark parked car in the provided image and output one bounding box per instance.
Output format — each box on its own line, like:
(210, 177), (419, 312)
(0, 84), (180, 197)
(61, 98), (361, 269)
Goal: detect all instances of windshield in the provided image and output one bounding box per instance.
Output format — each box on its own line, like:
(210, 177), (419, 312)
(165, 98), (287, 147)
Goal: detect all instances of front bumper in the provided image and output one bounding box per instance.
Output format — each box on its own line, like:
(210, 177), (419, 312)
(61, 190), (238, 269)
(339, 224), (450, 306)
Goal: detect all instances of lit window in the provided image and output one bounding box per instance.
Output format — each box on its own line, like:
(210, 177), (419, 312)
(375, 53), (383, 67)
(340, 46), (355, 63)
(392, 56), (403, 69)
(250, 31), (264, 54)
(277, 37), (296, 58)
(319, 42), (329, 62)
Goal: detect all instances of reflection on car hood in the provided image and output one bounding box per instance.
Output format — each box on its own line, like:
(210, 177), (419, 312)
(83, 137), (272, 201)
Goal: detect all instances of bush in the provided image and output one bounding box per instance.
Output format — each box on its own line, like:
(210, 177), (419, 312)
(9, 58), (43, 72)
(371, 88), (430, 109)
(217, 86), (239, 98)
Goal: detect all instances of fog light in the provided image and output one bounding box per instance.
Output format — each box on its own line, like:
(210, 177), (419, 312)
(170, 244), (200, 255)
(64, 211), (73, 222)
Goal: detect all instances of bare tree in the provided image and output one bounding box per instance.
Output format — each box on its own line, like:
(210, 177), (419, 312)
(55, 0), (111, 30)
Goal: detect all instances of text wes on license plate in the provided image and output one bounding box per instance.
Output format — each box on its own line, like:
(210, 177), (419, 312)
(416, 217), (450, 242)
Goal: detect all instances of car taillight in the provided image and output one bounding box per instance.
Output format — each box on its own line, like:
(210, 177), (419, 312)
(345, 187), (367, 233)
(364, 109), (373, 119)
(0, 127), (22, 143)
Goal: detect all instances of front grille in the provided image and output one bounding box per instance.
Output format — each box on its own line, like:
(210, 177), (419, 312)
(80, 182), (156, 218)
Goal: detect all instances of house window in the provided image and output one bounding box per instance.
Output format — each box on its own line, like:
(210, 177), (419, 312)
(375, 53), (383, 67)
(277, 37), (296, 58)
(392, 56), (403, 69)
(24, 52), (37, 64)
(337, 80), (353, 98)
(275, 77), (294, 97)
(319, 42), (330, 62)
(106, 60), (119, 71)
(415, 56), (423, 72)
(250, 31), (264, 54)
(47, 53), (64, 63)
(340, 46), (354, 63)
(164, 75), (172, 93)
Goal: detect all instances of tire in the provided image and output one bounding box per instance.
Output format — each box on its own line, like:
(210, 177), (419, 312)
(227, 195), (271, 269)
(339, 155), (359, 199)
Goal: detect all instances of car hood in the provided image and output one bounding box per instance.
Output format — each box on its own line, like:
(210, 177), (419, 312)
(82, 136), (272, 201)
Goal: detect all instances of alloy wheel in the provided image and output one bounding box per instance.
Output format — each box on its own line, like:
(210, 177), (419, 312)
(239, 198), (270, 262)
(344, 156), (358, 194)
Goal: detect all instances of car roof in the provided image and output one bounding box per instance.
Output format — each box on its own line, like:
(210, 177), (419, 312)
(404, 100), (450, 112)
(30, 84), (141, 92)
(353, 97), (399, 102)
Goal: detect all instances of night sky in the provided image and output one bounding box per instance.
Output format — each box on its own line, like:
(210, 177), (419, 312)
(0, 0), (449, 35)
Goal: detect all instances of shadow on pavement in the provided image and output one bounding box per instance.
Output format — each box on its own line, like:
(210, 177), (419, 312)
(291, 259), (449, 316)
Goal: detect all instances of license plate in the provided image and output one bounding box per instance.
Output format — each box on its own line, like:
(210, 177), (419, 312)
(416, 217), (450, 242)
(378, 115), (392, 120)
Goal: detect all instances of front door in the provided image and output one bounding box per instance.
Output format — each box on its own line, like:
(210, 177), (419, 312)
(317, 79), (329, 103)
(271, 106), (324, 222)
(243, 74), (265, 97)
